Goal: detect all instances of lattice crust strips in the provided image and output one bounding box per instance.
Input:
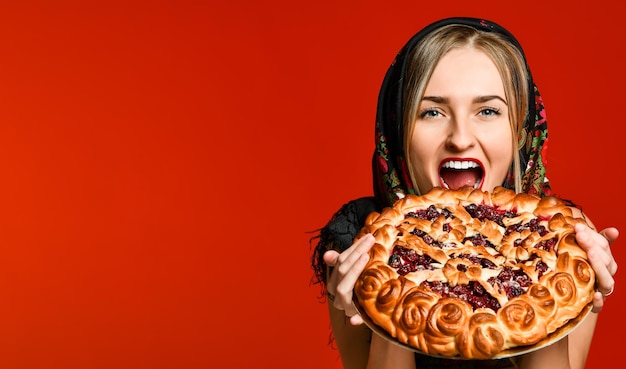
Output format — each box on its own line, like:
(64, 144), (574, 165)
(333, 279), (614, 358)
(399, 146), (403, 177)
(353, 186), (595, 359)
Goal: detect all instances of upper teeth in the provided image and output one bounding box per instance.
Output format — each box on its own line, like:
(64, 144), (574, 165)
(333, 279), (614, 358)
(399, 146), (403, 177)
(442, 161), (479, 170)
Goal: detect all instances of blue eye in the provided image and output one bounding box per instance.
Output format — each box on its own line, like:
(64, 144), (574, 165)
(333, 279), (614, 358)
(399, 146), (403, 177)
(479, 108), (501, 117)
(419, 109), (442, 119)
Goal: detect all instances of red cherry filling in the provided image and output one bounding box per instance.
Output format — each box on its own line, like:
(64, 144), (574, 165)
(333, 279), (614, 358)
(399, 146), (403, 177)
(422, 280), (501, 311)
(465, 203), (517, 227)
(392, 203), (556, 312)
(456, 253), (498, 269)
(420, 266), (533, 312)
(406, 205), (452, 221)
(531, 258), (550, 279)
(504, 217), (549, 236)
(410, 228), (457, 249)
(487, 266), (532, 301)
(462, 234), (496, 250)
(388, 245), (435, 276)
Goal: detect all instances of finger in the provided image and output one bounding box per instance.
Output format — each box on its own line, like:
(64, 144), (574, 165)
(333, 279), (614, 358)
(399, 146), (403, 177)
(576, 224), (618, 276)
(335, 252), (371, 311)
(599, 227), (620, 275)
(335, 235), (374, 310)
(345, 300), (365, 325)
(326, 232), (371, 262)
(323, 249), (340, 267)
(335, 235), (375, 280)
(337, 233), (375, 266)
(334, 236), (375, 294)
(349, 312), (364, 326)
(322, 250), (341, 295)
(599, 227), (620, 244)
(591, 291), (605, 313)
(323, 234), (373, 269)
(325, 268), (338, 296)
(575, 223), (609, 251)
(586, 246), (615, 295)
(325, 235), (376, 308)
(576, 224), (617, 251)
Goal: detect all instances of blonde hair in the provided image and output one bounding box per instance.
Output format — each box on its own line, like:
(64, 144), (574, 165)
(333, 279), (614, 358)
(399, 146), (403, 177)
(403, 24), (529, 194)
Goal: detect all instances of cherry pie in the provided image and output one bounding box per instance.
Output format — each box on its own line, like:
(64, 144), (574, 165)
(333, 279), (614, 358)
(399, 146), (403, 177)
(353, 186), (594, 359)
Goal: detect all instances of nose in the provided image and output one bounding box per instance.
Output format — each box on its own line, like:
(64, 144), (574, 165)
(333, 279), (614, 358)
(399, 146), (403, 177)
(445, 116), (476, 151)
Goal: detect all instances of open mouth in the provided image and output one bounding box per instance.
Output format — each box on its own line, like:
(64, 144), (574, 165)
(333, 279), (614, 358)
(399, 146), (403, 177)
(439, 159), (484, 190)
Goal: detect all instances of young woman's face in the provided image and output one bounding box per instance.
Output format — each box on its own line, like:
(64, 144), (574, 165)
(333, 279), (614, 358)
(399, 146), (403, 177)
(409, 47), (514, 194)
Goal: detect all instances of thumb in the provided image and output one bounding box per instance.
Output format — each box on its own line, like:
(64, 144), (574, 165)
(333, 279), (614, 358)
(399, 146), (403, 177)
(323, 250), (340, 267)
(600, 227), (620, 244)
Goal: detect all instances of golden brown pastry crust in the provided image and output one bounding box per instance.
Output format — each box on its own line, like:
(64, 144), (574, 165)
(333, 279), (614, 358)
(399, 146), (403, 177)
(353, 186), (594, 359)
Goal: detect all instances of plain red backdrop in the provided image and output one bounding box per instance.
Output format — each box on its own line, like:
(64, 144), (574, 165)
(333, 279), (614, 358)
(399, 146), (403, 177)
(0, 1), (622, 368)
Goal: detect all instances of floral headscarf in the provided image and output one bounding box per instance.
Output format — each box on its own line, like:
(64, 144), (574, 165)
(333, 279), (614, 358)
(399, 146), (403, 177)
(373, 17), (551, 208)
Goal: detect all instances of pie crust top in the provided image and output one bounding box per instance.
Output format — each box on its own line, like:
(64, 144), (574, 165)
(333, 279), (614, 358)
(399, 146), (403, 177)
(353, 186), (595, 359)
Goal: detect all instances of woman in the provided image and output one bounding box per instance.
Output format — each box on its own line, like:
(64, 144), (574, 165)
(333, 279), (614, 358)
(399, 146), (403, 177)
(311, 17), (619, 369)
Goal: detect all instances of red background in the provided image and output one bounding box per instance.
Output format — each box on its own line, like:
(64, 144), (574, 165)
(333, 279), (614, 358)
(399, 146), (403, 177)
(0, 1), (622, 368)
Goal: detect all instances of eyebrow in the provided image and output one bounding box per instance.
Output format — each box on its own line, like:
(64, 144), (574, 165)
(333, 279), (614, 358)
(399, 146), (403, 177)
(422, 95), (508, 105)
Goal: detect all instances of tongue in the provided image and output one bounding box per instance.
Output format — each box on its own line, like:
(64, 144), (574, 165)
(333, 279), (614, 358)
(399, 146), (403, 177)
(440, 168), (481, 190)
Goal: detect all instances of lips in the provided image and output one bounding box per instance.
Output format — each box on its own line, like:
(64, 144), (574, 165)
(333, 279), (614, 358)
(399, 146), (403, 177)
(439, 159), (485, 190)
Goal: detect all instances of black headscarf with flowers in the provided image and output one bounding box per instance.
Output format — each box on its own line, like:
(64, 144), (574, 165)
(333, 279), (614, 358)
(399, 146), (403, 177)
(373, 17), (551, 208)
